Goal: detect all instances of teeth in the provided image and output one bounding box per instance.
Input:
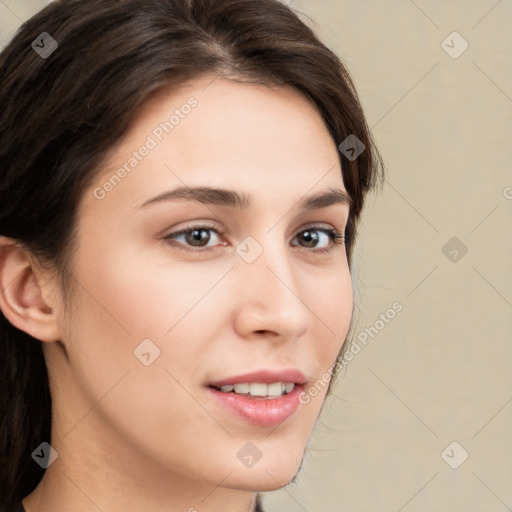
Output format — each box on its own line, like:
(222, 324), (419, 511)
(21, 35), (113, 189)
(234, 383), (250, 394)
(217, 382), (295, 397)
(266, 382), (282, 396)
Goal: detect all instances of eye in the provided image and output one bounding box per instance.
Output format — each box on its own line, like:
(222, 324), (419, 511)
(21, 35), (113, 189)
(163, 223), (223, 252)
(292, 226), (346, 254)
(163, 223), (346, 254)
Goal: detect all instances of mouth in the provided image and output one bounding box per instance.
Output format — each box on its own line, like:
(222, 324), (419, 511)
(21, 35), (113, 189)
(204, 369), (307, 427)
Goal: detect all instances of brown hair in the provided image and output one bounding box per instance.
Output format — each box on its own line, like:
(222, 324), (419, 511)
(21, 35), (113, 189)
(0, 0), (384, 508)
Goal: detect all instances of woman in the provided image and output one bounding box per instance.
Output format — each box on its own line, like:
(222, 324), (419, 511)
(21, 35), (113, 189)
(0, 0), (384, 510)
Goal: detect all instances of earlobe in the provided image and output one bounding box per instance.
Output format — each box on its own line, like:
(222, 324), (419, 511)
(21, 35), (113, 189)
(0, 237), (60, 342)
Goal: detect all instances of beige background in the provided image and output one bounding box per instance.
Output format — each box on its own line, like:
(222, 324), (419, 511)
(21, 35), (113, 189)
(2, 1), (511, 511)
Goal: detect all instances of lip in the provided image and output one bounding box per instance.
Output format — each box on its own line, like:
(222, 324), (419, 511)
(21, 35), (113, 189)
(207, 369), (307, 388)
(206, 383), (304, 427)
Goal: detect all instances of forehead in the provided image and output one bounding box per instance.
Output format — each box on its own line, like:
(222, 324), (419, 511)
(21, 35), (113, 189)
(83, 75), (345, 215)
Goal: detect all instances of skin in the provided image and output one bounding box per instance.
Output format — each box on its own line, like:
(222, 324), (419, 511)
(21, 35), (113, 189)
(0, 74), (353, 512)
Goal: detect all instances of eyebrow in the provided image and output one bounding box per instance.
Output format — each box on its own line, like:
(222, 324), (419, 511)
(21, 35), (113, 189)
(138, 186), (352, 212)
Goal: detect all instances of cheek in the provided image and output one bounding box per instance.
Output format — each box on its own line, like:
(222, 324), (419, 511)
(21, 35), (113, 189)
(312, 265), (353, 354)
(303, 267), (353, 406)
(59, 246), (232, 469)
(72, 237), (230, 337)
(63, 241), (235, 406)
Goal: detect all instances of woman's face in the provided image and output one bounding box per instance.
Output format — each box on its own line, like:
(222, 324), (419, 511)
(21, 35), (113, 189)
(48, 75), (353, 497)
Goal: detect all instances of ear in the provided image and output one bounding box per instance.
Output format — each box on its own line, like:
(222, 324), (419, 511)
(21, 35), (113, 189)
(0, 237), (61, 342)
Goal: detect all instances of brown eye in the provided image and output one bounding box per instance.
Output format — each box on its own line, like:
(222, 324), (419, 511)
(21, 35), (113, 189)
(297, 229), (320, 248)
(163, 224), (223, 252)
(292, 227), (345, 253)
(183, 228), (212, 247)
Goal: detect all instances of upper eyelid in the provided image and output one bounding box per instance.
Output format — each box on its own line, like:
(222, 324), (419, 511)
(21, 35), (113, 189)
(165, 221), (344, 238)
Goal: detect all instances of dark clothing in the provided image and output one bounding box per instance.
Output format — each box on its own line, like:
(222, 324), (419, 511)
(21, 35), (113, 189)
(254, 492), (265, 511)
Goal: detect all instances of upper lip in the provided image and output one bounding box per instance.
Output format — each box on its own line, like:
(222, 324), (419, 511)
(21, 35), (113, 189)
(208, 369), (307, 388)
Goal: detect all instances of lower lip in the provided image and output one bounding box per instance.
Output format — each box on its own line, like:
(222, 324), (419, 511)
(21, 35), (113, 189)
(206, 384), (304, 427)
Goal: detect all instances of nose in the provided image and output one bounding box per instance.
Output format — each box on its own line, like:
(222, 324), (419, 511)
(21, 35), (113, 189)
(231, 236), (313, 341)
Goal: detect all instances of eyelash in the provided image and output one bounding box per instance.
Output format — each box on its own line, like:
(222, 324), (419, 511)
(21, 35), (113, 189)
(163, 223), (346, 255)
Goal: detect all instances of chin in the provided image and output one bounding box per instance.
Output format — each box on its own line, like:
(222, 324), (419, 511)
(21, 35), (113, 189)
(225, 452), (304, 492)
(233, 469), (301, 492)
